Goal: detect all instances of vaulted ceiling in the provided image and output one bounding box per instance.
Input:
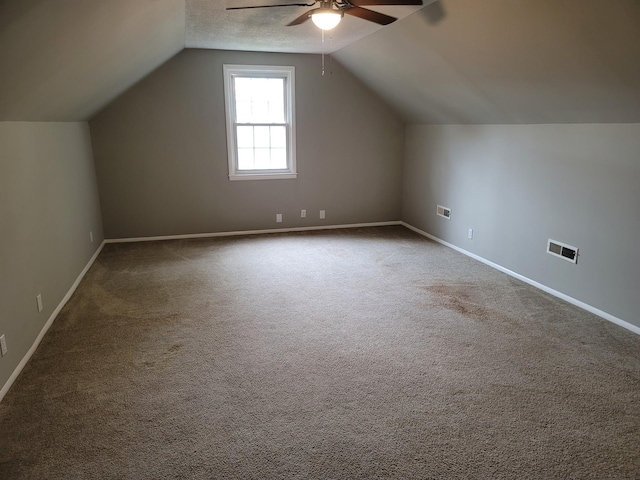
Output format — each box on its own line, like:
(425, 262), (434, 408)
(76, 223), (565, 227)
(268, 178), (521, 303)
(1, 0), (639, 123)
(335, 0), (640, 123)
(0, 0), (185, 121)
(186, 0), (427, 54)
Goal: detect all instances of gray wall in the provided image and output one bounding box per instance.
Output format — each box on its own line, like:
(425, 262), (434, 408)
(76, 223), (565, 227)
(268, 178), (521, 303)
(0, 122), (104, 391)
(90, 49), (405, 239)
(402, 124), (640, 328)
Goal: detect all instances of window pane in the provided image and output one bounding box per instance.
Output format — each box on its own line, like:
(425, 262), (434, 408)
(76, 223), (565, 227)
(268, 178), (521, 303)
(254, 148), (271, 169)
(267, 78), (283, 98)
(234, 77), (252, 101)
(236, 101), (252, 123)
(234, 76), (286, 124)
(271, 148), (287, 169)
(236, 126), (254, 148)
(254, 126), (270, 148)
(270, 126), (286, 148)
(252, 101), (270, 123)
(269, 100), (285, 123)
(237, 148), (254, 170)
(267, 78), (285, 122)
(252, 78), (271, 97)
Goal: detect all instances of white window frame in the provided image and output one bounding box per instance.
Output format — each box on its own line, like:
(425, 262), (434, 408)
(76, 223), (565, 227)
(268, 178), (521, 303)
(223, 64), (297, 181)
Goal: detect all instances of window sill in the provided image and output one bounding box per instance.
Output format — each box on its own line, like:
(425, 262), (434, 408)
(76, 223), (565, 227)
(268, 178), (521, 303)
(229, 173), (298, 181)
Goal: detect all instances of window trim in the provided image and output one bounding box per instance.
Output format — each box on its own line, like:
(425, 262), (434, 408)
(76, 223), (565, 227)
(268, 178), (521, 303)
(223, 64), (297, 181)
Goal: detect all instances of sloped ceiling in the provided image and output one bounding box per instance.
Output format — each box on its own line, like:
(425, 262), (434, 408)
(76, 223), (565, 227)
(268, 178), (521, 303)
(0, 0), (185, 121)
(2, 0), (639, 124)
(334, 0), (640, 124)
(186, 0), (426, 54)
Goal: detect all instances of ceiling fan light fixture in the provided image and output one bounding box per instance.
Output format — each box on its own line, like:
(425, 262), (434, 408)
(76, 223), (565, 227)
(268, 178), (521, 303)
(311, 9), (343, 30)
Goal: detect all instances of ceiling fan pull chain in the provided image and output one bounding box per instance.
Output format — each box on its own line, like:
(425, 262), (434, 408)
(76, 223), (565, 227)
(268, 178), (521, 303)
(321, 29), (326, 76)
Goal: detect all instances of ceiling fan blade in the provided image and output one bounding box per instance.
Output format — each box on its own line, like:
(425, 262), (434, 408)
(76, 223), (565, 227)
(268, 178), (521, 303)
(344, 6), (396, 25)
(286, 10), (312, 25)
(226, 3), (313, 10)
(348, 0), (422, 5)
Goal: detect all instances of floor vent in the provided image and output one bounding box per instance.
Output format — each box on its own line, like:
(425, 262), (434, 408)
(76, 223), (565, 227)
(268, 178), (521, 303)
(437, 205), (451, 219)
(547, 239), (578, 264)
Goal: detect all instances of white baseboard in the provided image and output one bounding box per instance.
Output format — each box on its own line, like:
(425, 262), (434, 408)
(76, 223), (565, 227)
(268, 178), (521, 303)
(401, 222), (640, 336)
(105, 221), (403, 244)
(0, 241), (106, 403)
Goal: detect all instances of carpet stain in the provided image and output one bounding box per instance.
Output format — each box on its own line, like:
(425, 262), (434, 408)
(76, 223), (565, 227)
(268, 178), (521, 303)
(423, 284), (521, 330)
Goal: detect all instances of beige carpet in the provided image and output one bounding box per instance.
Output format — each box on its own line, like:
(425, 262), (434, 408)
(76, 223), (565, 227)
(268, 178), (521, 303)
(1, 226), (639, 479)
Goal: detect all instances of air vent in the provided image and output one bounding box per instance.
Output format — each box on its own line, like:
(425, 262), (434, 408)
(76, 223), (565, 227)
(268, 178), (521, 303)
(547, 239), (578, 264)
(437, 205), (451, 219)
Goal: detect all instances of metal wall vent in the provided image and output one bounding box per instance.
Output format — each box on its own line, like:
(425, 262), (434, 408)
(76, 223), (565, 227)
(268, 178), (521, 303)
(547, 239), (578, 264)
(437, 205), (451, 219)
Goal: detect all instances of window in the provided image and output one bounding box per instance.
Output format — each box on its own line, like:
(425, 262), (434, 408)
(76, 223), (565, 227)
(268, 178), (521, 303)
(223, 65), (297, 180)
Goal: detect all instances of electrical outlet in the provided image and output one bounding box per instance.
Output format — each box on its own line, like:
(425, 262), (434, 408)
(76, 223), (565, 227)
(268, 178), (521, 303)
(36, 293), (43, 312)
(319, 210), (326, 220)
(468, 228), (474, 239)
(0, 334), (7, 357)
(301, 209), (306, 218)
(276, 213), (283, 223)
(90, 230), (94, 242)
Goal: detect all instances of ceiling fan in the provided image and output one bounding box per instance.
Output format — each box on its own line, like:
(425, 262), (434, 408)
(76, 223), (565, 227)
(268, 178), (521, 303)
(227, 0), (424, 31)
